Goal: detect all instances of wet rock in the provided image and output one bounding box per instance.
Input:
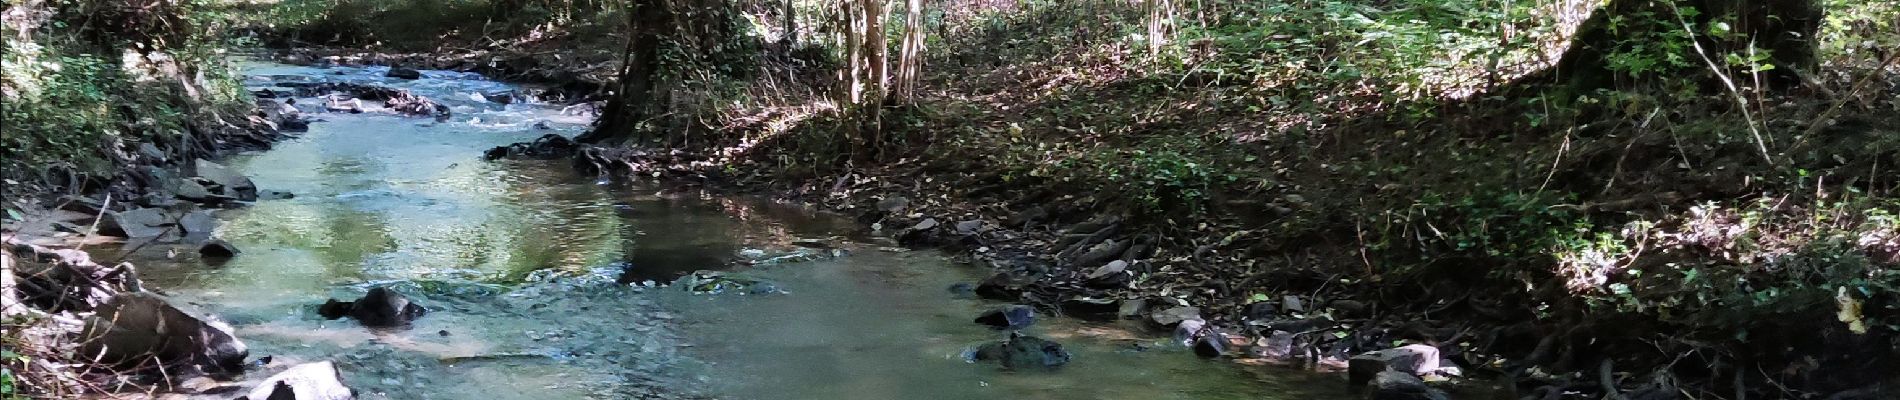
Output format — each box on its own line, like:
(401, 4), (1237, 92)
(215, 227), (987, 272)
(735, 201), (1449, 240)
(483, 134), (577, 160)
(954, 220), (984, 235)
(1367, 370), (1449, 400)
(199, 239), (240, 258)
(174, 179), (214, 201)
(385, 67), (422, 80)
(968, 333), (1071, 370)
(1257, 330), (1296, 359)
(532, 121), (551, 130)
(80, 292), (249, 373)
(318, 287), (428, 328)
(482, 91), (517, 104)
(673, 270), (783, 295)
(100, 208), (170, 238)
(1193, 328), (1229, 358)
(242, 361), (356, 400)
(195, 159), (258, 201)
(1058, 297), (1120, 321)
(1349, 344), (1442, 386)
(1084, 260), (1129, 288)
(138, 142), (167, 162)
(974, 305), (1036, 330)
(1150, 306), (1201, 327)
(974, 272), (1032, 300)
(1173, 318), (1207, 346)
(1117, 298), (1150, 320)
(179, 210), (216, 236)
(259, 190), (297, 200)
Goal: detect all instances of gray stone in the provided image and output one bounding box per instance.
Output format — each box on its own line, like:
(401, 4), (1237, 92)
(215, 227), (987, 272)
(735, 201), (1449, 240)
(912, 218), (939, 231)
(180, 210), (217, 242)
(955, 220), (984, 235)
(1282, 295), (1306, 312)
(138, 142), (166, 161)
(100, 208), (170, 238)
(174, 179), (214, 200)
(974, 305), (1036, 330)
(1150, 306), (1201, 326)
(79, 292), (248, 373)
(1349, 344), (1442, 386)
(967, 333), (1071, 370)
(243, 361), (356, 400)
(194, 159), (257, 201)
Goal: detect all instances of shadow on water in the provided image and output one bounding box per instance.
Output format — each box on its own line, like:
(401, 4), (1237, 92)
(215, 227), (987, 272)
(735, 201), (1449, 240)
(114, 62), (1355, 399)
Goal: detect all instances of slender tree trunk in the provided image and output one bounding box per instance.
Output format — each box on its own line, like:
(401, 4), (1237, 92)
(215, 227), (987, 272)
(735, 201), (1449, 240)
(783, 0), (797, 45)
(894, 0), (924, 102)
(577, 0), (670, 145)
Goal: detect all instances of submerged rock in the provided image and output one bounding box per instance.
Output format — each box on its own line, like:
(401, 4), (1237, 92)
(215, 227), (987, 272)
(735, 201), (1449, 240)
(483, 134), (578, 160)
(79, 292), (249, 373)
(967, 333), (1071, 370)
(242, 361), (356, 400)
(385, 67), (422, 80)
(673, 270), (784, 295)
(974, 305), (1036, 330)
(1368, 370), (1449, 400)
(319, 287), (428, 328)
(1349, 344), (1442, 386)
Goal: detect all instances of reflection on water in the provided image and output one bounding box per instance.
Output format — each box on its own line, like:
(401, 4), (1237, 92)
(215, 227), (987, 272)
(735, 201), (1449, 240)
(118, 63), (1350, 400)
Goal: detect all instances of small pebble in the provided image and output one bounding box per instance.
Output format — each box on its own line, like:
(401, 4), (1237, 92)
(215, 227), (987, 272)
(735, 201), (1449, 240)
(438, 330), (451, 337)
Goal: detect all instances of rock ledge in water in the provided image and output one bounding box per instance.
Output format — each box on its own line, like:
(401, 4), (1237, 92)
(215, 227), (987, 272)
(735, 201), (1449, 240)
(319, 287), (428, 328)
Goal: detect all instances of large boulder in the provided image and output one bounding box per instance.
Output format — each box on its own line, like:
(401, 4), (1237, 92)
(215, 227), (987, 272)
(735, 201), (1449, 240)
(1349, 344), (1442, 386)
(194, 159), (258, 201)
(242, 361), (356, 400)
(200, 239), (241, 259)
(79, 292), (248, 373)
(99, 208), (171, 238)
(968, 333), (1072, 370)
(318, 287), (428, 328)
(1367, 370), (1449, 400)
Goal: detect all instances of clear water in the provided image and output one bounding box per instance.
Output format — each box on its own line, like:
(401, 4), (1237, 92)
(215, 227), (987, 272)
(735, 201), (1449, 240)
(120, 62), (1355, 399)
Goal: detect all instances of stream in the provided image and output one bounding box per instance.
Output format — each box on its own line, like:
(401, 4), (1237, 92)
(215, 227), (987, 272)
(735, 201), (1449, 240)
(114, 62), (1356, 399)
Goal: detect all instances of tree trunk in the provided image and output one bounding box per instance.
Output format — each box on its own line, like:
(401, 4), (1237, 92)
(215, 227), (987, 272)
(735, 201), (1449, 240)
(783, 0), (797, 45)
(1552, 0), (1822, 90)
(577, 0), (671, 145)
(893, 0), (924, 102)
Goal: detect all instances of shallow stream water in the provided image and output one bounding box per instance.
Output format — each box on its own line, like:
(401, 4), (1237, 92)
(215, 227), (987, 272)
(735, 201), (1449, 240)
(118, 62), (1355, 399)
